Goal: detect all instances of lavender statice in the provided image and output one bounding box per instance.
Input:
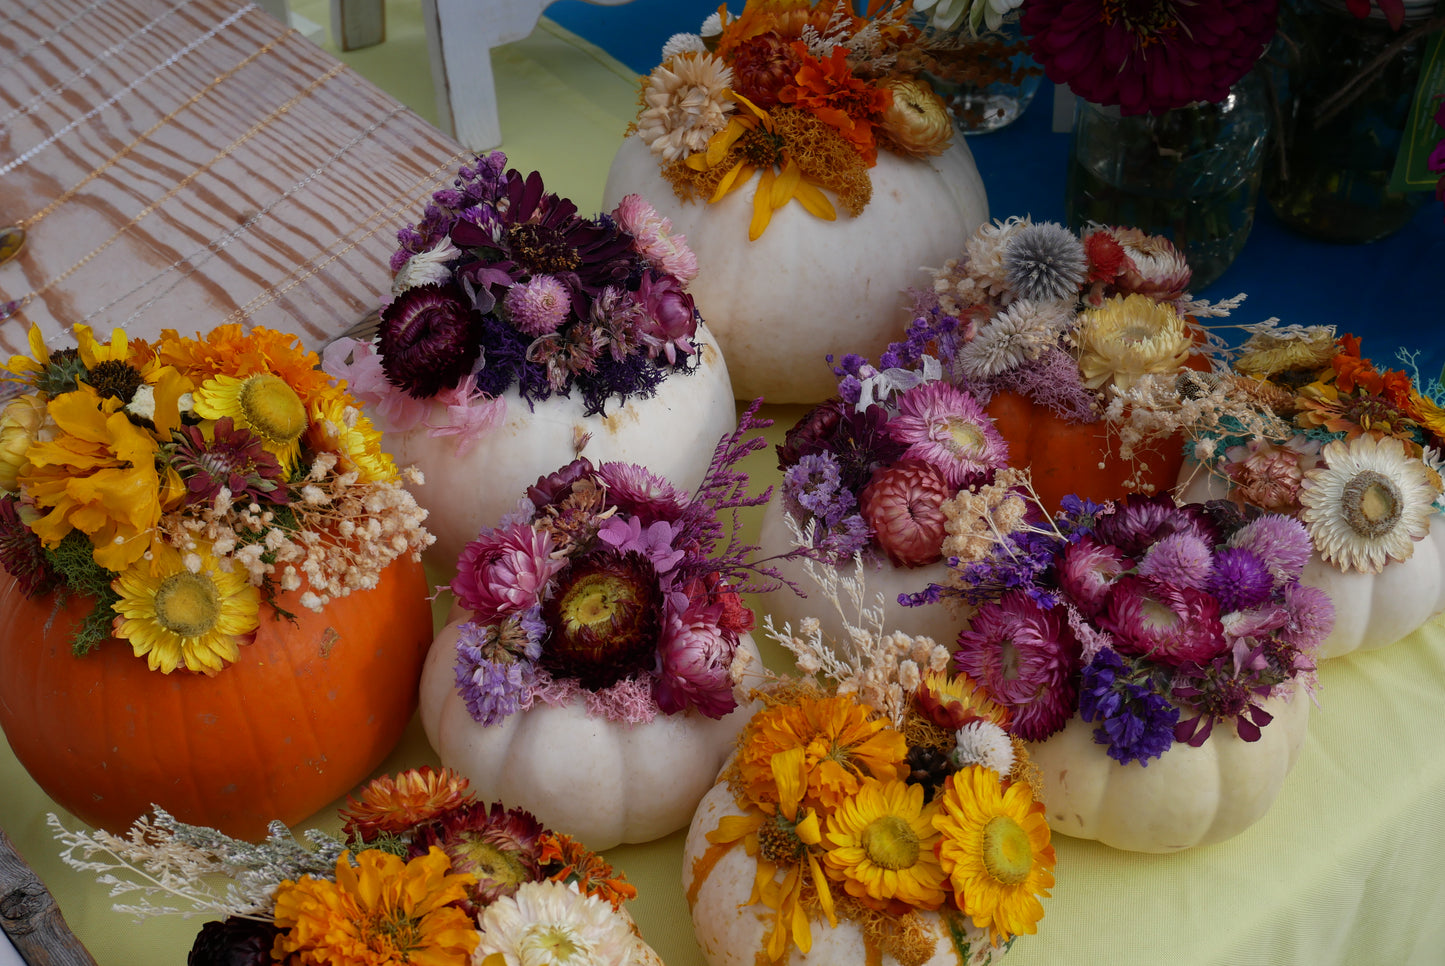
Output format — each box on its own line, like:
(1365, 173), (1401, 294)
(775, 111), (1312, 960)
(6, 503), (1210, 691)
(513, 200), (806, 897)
(783, 452), (850, 520)
(1078, 648), (1180, 765)
(951, 529), (1065, 607)
(878, 310), (965, 372)
(454, 610), (544, 726)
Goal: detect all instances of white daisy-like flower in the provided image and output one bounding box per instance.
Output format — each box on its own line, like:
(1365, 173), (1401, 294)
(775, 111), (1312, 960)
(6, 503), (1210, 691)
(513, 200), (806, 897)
(474, 879), (640, 966)
(635, 52), (735, 162)
(391, 236), (461, 295)
(699, 11), (723, 37)
(1423, 447), (1445, 513)
(953, 719), (1015, 775)
(1298, 434), (1443, 575)
(957, 298), (1072, 380)
(661, 32), (706, 60)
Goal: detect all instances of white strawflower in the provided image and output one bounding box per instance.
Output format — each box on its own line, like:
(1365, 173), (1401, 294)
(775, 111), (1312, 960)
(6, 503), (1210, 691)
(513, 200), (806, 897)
(661, 32), (706, 60)
(699, 11), (723, 36)
(391, 236), (461, 295)
(474, 879), (641, 966)
(636, 52), (735, 162)
(953, 719), (1015, 776)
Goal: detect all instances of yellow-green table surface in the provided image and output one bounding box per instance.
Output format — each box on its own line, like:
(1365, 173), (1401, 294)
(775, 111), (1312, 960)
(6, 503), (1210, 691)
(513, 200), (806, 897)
(4, 7), (1445, 966)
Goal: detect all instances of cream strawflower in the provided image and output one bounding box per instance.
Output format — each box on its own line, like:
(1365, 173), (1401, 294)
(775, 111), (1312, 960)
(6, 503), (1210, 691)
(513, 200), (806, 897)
(636, 52), (735, 162)
(392, 237), (462, 295)
(1074, 293), (1193, 391)
(954, 719), (1015, 776)
(877, 77), (952, 157)
(1298, 434), (1442, 575)
(473, 879), (640, 966)
(1234, 324), (1338, 377)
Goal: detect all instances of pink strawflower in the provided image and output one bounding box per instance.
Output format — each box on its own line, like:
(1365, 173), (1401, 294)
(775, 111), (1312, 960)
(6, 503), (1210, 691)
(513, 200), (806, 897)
(320, 337), (431, 431)
(888, 381), (1009, 489)
(1227, 514), (1314, 589)
(425, 373), (507, 457)
(1223, 437), (1323, 513)
(1280, 581), (1335, 652)
(858, 459), (950, 568)
(1099, 576), (1228, 667)
(653, 604), (739, 719)
(1057, 534), (1133, 615)
(954, 591), (1080, 741)
(452, 522), (567, 624)
(636, 271), (698, 364)
(504, 274), (572, 336)
(597, 461), (690, 523)
(612, 193), (699, 283)
(1137, 532), (1214, 591)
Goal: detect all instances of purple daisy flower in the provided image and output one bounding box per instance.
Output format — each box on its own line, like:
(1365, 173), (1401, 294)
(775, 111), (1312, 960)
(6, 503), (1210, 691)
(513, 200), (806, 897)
(1227, 514), (1314, 589)
(1098, 575), (1229, 667)
(955, 590), (1081, 741)
(888, 381), (1010, 489)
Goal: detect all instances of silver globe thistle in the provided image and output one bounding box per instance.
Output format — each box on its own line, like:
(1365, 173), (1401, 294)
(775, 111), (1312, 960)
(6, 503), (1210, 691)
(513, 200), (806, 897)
(1003, 221), (1087, 303)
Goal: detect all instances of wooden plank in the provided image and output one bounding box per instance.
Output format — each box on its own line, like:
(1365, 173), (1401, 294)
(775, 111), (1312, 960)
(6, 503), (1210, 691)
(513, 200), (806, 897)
(0, 827), (97, 966)
(331, 0), (385, 51)
(0, 0), (467, 357)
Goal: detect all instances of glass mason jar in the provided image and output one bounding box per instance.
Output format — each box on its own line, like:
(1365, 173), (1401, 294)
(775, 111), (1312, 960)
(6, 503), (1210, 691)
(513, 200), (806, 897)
(923, 19), (1044, 134)
(1064, 66), (1272, 290)
(1263, 0), (1440, 244)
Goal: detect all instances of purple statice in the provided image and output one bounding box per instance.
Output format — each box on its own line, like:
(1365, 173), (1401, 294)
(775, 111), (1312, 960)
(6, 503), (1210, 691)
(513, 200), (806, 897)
(952, 529), (1066, 607)
(1055, 493), (1108, 537)
(453, 611), (544, 726)
(878, 311), (964, 372)
(391, 152), (508, 271)
(1171, 654), (1276, 747)
(1206, 547), (1275, 612)
(814, 512), (873, 560)
(1226, 514), (1314, 589)
(783, 452), (850, 521)
(826, 352), (872, 407)
(1078, 647), (1180, 765)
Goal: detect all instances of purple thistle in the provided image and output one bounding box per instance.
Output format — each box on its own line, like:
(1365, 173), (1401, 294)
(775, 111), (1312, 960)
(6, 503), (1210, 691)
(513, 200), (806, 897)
(1078, 647), (1180, 766)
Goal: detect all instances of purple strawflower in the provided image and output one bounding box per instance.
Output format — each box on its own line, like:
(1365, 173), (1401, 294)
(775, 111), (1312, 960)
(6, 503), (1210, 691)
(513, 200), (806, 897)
(452, 522), (567, 624)
(953, 530), (1066, 607)
(1227, 514), (1314, 589)
(596, 460), (690, 523)
(1093, 494), (1220, 558)
(1078, 647), (1180, 765)
(955, 590), (1081, 741)
(783, 452), (848, 521)
(1137, 532), (1213, 591)
(1280, 580), (1335, 651)
(454, 615), (543, 726)
(378, 283), (483, 398)
(1100, 576), (1229, 667)
(777, 399), (849, 471)
(1206, 547), (1275, 612)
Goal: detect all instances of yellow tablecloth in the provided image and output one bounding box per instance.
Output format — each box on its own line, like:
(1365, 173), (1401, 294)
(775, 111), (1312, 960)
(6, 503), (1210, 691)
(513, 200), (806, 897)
(3, 9), (1445, 966)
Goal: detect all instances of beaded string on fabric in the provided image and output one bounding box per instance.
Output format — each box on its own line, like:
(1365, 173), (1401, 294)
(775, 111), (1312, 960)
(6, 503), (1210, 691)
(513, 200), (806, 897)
(0, 59), (346, 322)
(0, 0), (119, 67)
(0, 0), (200, 131)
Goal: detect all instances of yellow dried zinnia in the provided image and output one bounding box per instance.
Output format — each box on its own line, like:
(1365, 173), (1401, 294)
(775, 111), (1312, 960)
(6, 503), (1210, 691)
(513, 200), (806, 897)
(111, 542), (260, 675)
(934, 765), (1054, 946)
(272, 848), (479, 966)
(1074, 293), (1193, 391)
(823, 777), (947, 910)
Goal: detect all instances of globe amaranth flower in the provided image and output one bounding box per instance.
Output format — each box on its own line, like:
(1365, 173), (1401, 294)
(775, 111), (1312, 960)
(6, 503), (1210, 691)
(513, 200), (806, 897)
(1077, 647), (1180, 765)
(1057, 534), (1133, 615)
(652, 601), (739, 718)
(1021, 0), (1278, 116)
(504, 274), (572, 336)
(1092, 493), (1218, 558)
(452, 522), (567, 624)
(1135, 531), (1213, 591)
(407, 800), (545, 913)
(1098, 575), (1228, 667)
(1226, 512), (1314, 589)
(954, 590), (1080, 741)
(1280, 580), (1335, 651)
(888, 381), (1009, 489)
(858, 459), (951, 568)
(1205, 546), (1274, 612)
(377, 282), (483, 398)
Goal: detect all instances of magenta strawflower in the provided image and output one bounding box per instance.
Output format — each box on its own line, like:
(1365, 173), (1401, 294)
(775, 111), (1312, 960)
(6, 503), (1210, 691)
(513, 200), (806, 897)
(1057, 535), (1133, 616)
(858, 459), (950, 568)
(1099, 576), (1228, 667)
(887, 381), (1009, 488)
(636, 270), (698, 365)
(653, 603), (739, 719)
(597, 461), (690, 523)
(954, 590), (1080, 741)
(1021, 0), (1279, 116)
(1093, 493), (1218, 557)
(452, 522), (568, 624)
(377, 282), (484, 399)
(504, 274), (572, 336)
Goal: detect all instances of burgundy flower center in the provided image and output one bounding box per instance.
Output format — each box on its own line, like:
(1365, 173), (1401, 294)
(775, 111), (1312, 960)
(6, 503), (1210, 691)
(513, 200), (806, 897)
(507, 223), (580, 275)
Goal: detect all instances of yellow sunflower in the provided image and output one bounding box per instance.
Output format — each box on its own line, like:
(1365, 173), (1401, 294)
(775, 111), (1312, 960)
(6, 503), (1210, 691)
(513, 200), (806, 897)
(111, 542), (260, 675)
(823, 777), (947, 910)
(18, 386), (163, 571)
(933, 765), (1055, 946)
(736, 693), (908, 813)
(72, 324), (158, 371)
(708, 747), (835, 963)
(272, 847), (479, 966)
(192, 372), (309, 473)
(308, 389), (398, 483)
(3, 324), (56, 386)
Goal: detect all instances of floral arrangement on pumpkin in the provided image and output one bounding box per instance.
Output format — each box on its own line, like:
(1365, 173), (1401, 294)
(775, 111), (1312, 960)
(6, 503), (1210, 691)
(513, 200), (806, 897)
(776, 345), (1011, 569)
(903, 476), (1334, 763)
(0, 323), (430, 674)
(1147, 328), (1445, 575)
(633, 0), (1015, 239)
(697, 560), (1054, 963)
(447, 402), (789, 726)
(324, 150), (705, 446)
(51, 767), (654, 966)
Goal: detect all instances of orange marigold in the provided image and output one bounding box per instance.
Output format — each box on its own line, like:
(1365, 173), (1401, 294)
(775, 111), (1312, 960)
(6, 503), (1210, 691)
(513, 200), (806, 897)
(157, 324), (335, 409)
(779, 43), (892, 165)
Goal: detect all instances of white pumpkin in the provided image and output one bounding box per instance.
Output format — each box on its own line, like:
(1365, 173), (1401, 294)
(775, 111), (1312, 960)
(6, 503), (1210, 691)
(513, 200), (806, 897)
(394, 327), (736, 581)
(683, 779), (1007, 966)
(752, 490), (972, 648)
(1025, 688), (1310, 853)
(1177, 462), (1445, 658)
(418, 609), (762, 851)
(602, 135), (989, 403)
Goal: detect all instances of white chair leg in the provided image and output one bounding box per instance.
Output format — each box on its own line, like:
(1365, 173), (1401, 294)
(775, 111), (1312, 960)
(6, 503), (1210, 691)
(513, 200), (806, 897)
(330, 0), (385, 50)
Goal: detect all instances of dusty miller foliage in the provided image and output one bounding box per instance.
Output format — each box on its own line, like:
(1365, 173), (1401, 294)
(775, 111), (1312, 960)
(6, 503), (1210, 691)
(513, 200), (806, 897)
(49, 808), (346, 922)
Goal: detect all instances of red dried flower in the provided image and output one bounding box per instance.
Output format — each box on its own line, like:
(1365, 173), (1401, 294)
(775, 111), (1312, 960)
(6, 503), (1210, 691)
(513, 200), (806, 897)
(858, 459), (951, 568)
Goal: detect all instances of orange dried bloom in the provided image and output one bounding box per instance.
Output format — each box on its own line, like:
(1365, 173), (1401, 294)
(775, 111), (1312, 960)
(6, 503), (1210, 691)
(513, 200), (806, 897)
(339, 766), (475, 842)
(538, 832), (638, 909)
(780, 44), (892, 165)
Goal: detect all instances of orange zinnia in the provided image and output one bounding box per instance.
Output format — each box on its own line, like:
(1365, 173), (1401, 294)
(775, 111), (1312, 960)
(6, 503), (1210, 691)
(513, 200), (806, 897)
(778, 43), (892, 165)
(157, 324), (334, 408)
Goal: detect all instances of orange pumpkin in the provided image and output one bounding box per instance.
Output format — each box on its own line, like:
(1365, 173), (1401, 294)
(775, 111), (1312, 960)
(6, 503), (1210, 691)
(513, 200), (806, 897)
(985, 390), (1187, 511)
(0, 555), (433, 841)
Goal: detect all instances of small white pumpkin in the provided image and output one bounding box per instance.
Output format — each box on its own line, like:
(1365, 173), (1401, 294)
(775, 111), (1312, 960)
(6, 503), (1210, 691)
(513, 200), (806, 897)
(392, 326), (736, 580)
(1025, 688), (1310, 853)
(602, 135), (989, 403)
(752, 490), (972, 648)
(418, 609), (762, 851)
(1177, 462), (1445, 658)
(683, 778), (1007, 966)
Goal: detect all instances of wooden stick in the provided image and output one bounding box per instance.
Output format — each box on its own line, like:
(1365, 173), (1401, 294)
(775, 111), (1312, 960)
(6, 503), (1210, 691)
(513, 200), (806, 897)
(0, 827), (98, 966)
